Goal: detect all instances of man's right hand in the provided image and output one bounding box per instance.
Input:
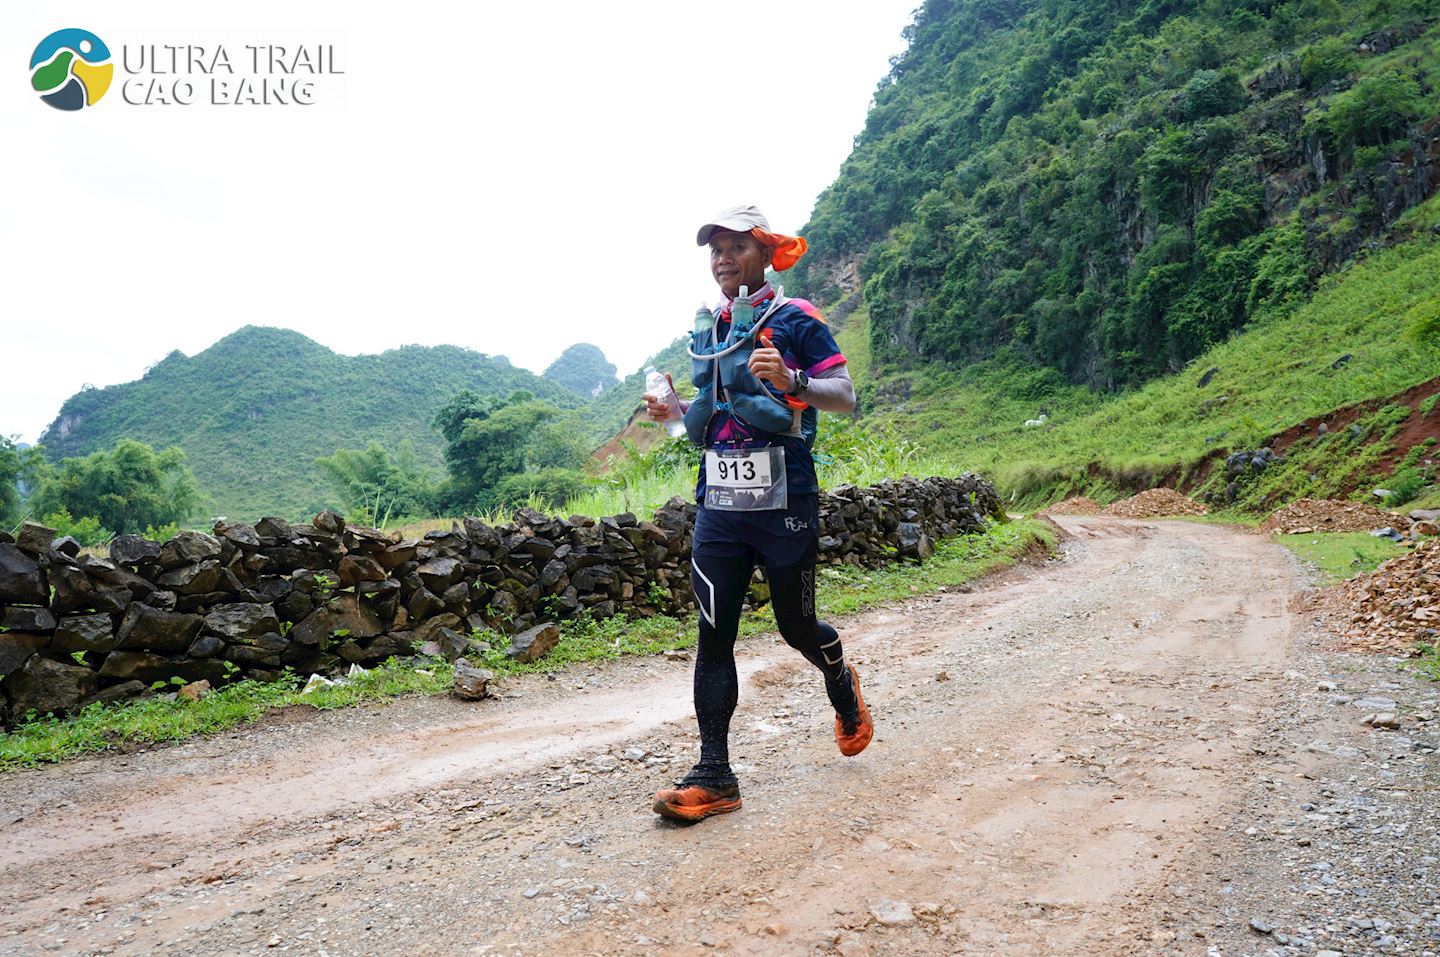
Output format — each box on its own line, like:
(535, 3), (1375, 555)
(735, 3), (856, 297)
(642, 392), (671, 422)
(643, 372), (684, 422)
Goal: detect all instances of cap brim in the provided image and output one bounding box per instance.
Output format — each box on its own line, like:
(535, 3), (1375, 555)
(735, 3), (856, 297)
(696, 221), (753, 246)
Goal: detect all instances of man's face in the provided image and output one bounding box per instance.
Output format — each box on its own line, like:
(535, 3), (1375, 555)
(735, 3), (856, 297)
(709, 230), (771, 298)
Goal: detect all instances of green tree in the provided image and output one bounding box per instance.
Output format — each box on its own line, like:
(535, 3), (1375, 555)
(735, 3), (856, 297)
(1299, 37), (1356, 87)
(433, 390), (589, 510)
(315, 441), (438, 526)
(30, 438), (202, 535)
(1305, 70), (1424, 149)
(0, 437), (21, 529)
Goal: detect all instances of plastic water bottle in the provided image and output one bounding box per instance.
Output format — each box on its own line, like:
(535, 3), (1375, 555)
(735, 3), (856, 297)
(729, 284), (754, 338)
(644, 366), (685, 438)
(694, 302), (715, 338)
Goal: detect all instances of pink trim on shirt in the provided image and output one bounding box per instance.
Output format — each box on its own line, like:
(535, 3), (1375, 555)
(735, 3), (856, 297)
(790, 298), (823, 320)
(806, 353), (848, 375)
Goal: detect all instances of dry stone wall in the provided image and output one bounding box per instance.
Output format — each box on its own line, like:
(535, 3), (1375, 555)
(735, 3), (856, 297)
(0, 473), (1004, 725)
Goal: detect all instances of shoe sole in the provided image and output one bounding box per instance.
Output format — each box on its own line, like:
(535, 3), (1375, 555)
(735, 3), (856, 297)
(837, 664), (873, 757)
(652, 796), (742, 822)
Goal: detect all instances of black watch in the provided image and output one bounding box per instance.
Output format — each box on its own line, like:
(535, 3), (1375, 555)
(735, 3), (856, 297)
(788, 369), (810, 396)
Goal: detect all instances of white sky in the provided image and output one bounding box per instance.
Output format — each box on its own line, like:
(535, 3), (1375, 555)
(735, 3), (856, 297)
(1, 1), (915, 444)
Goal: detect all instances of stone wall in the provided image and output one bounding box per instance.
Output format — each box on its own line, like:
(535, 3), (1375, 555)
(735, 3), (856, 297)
(0, 474), (1004, 725)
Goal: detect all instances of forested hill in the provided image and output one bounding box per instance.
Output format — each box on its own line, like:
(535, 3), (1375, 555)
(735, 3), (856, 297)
(39, 326), (579, 521)
(790, 0), (1440, 389)
(543, 343), (619, 398)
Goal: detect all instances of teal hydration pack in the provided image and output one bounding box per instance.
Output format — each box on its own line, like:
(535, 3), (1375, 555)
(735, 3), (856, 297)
(682, 287), (801, 445)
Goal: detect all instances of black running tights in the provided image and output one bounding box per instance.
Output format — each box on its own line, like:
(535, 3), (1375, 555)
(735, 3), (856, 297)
(687, 536), (858, 782)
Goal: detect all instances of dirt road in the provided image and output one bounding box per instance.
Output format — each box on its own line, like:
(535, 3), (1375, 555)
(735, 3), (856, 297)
(2, 518), (1436, 957)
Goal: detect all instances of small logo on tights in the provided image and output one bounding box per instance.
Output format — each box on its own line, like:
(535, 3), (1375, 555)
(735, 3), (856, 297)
(784, 516), (809, 532)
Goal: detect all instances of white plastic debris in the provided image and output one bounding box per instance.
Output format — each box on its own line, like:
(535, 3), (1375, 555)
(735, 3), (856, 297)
(301, 674), (335, 694)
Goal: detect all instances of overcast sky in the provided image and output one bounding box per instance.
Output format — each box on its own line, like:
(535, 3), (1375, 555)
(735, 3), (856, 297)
(2, 1), (916, 444)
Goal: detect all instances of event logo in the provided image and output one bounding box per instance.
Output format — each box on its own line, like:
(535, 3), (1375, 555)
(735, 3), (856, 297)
(31, 28), (113, 111)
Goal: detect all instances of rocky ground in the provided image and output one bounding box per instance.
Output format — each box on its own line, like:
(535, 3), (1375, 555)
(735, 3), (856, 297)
(0, 518), (1435, 957)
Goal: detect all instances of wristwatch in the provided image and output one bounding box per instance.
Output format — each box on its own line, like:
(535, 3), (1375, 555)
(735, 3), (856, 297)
(788, 369), (810, 396)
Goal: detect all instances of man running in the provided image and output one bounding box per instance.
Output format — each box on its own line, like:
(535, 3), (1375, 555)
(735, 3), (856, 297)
(643, 205), (872, 823)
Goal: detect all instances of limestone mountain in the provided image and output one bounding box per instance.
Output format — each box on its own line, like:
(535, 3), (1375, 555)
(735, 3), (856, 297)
(39, 326), (580, 522)
(542, 343), (619, 398)
(789, 0), (1440, 389)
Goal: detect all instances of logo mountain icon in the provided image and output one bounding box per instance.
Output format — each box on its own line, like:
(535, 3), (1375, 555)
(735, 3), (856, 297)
(31, 28), (113, 111)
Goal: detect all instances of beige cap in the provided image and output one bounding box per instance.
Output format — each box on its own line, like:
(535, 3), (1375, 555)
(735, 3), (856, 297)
(695, 205), (771, 245)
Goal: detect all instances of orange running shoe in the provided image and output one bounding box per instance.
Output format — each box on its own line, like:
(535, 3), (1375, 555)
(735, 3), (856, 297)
(652, 780), (742, 822)
(834, 663), (873, 756)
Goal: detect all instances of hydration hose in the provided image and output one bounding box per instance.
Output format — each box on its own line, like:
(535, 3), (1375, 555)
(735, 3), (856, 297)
(686, 285), (788, 361)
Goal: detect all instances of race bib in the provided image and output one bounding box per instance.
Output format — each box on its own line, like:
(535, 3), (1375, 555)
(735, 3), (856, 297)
(704, 448), (788, 511)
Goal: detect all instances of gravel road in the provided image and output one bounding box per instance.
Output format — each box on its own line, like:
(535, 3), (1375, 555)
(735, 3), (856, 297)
(0, 517), (1435, 957)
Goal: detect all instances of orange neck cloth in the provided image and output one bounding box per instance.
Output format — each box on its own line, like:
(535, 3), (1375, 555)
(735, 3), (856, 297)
(751, 228), (808, 271)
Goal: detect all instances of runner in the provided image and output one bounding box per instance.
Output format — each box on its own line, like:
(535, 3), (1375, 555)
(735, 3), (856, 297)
(643, 205), (873, 823)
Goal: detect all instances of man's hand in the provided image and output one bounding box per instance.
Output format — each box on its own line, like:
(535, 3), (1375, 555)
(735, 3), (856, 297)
(642, 372), (685, 422)
(748, 347), (795, 392)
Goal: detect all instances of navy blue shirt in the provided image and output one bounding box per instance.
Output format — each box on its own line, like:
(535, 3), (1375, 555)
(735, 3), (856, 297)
(693, 295), (846, 501)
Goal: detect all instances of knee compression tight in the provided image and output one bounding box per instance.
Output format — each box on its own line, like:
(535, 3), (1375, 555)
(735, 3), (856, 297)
(686, 536), (860, 785)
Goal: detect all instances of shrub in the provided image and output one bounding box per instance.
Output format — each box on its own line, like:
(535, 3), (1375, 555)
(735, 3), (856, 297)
(1299, 37), (1356, 87)
(39, 506), (112, 547)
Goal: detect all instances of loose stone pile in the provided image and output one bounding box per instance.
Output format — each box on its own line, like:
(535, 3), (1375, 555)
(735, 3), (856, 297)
(0, 473), (1005, 724)
(1258, 498), (1403, 536)
(1040, 496), (1103, 516)
(1330, 539), (1440, 655)
(1102, 488), (1208, 518)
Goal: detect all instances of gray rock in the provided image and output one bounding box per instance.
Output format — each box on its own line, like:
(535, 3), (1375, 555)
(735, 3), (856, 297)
(203, 603), (280, 643)
(337, 554), (387, 586)
(540, 558), (568, 588)
(0, 544), (48, 604)
(0, 633), (47, 679)
(343, 632), (416, 664)
(51, 614), (118, 654)
(0, 606), (56, 633)
(49, 565), (128, 615)
(213, 521), (262, 550)
(407, 587), (446, 619)
(417, 556), (464, 592)
(13, 521), (57, 555)
(98, 651), (227, 685)
(92, 679), (148, 705)
(312, 509), (345, 535)
(506, 622), (560, 663)
(158, 531), (223, 569)
(404, 612), (463, 644)
(51, 536), (81, 558)
(869, 899), (914, 927)
(3, 655), (99, 719)
(116, 605), (205, 653)
(451, 660), (494, 700)
(157, 560), (224, 595)
(186, 633), (224, 658)
(290, 594), (384, 647)
(109, 535), (162, 566)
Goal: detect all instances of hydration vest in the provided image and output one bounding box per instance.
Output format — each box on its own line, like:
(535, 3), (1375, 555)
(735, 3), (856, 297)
(682, 290), (806, 446)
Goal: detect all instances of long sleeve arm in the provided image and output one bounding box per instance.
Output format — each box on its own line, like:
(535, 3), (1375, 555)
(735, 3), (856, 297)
(802, 364), (855, 414)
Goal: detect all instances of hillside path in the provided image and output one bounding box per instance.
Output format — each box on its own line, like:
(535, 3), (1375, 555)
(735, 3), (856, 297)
(2, 517), (1437, 957)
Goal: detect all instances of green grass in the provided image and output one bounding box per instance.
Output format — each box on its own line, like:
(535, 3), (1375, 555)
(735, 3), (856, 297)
(1272, 531), (1410, 586)
(858, 216), (1440, 509)
(1415, 642), (1440, 683)
(0, 518), (1055, 770)
(0, 661), (453, 770)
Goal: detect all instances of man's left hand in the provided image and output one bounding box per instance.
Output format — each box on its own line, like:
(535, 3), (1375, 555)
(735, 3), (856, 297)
(748, 347), (795, 392)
